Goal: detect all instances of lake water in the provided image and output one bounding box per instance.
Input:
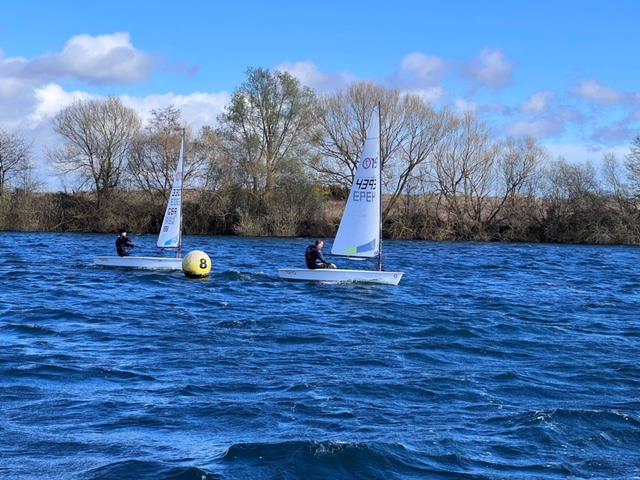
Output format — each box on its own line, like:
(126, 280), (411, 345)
(1, 232), (639, 479)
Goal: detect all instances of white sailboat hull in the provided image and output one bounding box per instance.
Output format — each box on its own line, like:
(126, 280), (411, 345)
(278, 268), (403, 285)
(94, 256), (183, 270)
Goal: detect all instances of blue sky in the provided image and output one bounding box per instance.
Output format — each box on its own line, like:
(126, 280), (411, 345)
(1, 0), (639, 185)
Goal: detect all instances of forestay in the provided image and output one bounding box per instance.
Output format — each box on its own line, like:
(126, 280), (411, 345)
(331, 106), (381, 258)
(157, 137), (184, 248)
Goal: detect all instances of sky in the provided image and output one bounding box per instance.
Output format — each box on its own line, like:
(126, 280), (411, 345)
(1, 0), (639, 189)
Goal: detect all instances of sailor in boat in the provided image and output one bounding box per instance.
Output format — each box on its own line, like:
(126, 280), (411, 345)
(115, 230), (135, 257)
(305, 240), (336, 269)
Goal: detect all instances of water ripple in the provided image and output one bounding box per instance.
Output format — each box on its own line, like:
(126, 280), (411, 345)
(1, 233), (639, 479)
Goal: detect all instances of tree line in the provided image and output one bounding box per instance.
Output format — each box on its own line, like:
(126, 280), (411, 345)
(2, 67), (640, 245)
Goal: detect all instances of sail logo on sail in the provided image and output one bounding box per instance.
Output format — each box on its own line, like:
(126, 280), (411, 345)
(362, 157), (377, 169)
(345, 238), (376, 255)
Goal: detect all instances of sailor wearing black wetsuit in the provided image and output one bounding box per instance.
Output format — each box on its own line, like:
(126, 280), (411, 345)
(305, 240), (335, 269)
(115, 231), (135, 257)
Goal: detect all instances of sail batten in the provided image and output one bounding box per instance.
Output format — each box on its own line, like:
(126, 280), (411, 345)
(331, 106), (381, 258)
(156, 136), (184, 249)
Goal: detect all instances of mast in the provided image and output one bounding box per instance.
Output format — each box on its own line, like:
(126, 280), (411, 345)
(377, 102), (382, 272)
(177, 128), (185, 259)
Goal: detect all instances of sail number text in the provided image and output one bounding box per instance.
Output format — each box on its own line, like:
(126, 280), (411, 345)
(353, 177), (377, 202)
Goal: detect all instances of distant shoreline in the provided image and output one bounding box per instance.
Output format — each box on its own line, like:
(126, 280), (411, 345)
(2, 188), (640, 247)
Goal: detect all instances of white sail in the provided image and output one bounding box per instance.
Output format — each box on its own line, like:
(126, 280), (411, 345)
(331, 106), (380, 258)
(157, 136), (184, 248)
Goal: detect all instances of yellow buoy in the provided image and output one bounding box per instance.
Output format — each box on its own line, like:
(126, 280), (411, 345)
(182, 250), (212, 278)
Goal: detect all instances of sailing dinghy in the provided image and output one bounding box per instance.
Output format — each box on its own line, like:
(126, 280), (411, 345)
(94, 132), (186, 270)
(278, 105), (403, 285)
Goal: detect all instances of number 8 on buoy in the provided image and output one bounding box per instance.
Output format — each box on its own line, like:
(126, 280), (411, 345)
(182, 250), (212, 278)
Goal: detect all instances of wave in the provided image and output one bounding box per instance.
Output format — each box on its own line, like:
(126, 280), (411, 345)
(2, 363), (157, 383)
(217, 270), (276, 282)
(0, 322), (59, 335)
(481, 407), (640, 453)
(485, 407), (640, 430)
(82, 460), (219, 480)
(79, 442), (460, 480)
(216, 440), (474, 479)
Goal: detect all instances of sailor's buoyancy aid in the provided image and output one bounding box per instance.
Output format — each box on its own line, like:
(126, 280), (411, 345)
(305, 245), (317, 269)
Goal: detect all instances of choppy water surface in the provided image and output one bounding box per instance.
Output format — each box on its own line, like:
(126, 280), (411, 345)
(1, 232), (639, 479)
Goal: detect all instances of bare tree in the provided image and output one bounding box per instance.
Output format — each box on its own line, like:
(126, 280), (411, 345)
(624, 135), (640, 196)
(195, 126), (233, 192)
(431, 113), (499, 234)
(541, 158), (622, 243)
(311, 82), (451, 218)
(545, 158), (599, 200)
(602, 152), (628, 198)
(216, 67), (316, 194)
(50, 97), (141, 208)
(129, 105), (182, 198)
(384, 96), (453, 216)
(602, 152), (640, 242)
(485, 135), (546, 224)
(311, 82), (405, 188)
(0, 129), (32, 195)
(128, 105), (207, 201)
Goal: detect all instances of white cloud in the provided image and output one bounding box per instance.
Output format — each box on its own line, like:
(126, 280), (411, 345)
(397, 52), (447, 87)
(29, 84), (93, 125)
(278, 49), (513, 105)
(402, 87), (446, 105)
(20, 85), (229, 133)
(0, 76), (24, 97)
(629, 94), (640, 120)
(522, 91), (555, 114)
(280, 53), (449, 96)
(507, 106), (584, 139)
(454, 98), (477, 114)
(591, 122), (634, 144)
(52, 32), (155, 84)
(395, 48), (513, 92)
(572, 80), (626, 104)
(543, 142), (630, 164)
(508, 118), (565, 138)
(1, 32), (156, 86)
(478, 102), (514, 116)
(0, 33), (159, 132)
(121, 91), (230, 129)
(276, 61), (355, 92)
(467, 48), (513, 90)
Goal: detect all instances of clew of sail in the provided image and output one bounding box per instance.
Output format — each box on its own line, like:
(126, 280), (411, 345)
(157, 136), (184, 249)
(331, 106), (381, 258)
